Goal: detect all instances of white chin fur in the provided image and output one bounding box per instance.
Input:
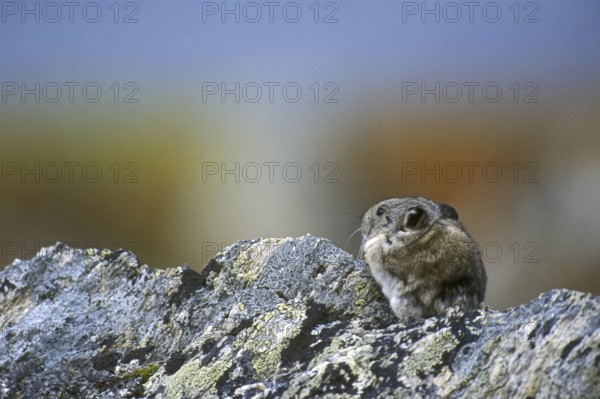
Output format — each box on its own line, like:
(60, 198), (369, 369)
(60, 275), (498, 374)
(365, 233), (403, 253)
(364, 235), (383, 254)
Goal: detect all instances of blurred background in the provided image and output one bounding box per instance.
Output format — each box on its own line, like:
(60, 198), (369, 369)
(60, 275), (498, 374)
(1, 0), (599, 309)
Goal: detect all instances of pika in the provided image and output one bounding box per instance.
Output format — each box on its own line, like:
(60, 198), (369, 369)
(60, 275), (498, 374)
(360, 197), (486, 321)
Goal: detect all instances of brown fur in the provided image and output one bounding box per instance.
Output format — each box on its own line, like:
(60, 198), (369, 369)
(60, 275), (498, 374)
(361, 197), (486, 321)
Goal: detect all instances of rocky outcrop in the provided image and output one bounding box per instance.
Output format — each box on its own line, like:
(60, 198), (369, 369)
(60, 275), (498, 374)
(0, 236), (598, 398)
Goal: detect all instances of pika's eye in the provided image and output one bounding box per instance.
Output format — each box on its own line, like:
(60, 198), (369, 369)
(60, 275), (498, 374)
(376, 206), (385, 217)
(403, 207), (428, 231)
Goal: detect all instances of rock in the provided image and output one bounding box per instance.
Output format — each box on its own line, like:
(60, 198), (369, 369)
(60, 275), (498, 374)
(0, 236), (599, 398)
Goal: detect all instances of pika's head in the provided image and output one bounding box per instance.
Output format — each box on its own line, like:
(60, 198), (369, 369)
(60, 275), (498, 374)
(360, 197), (464, 258)
(360, 197), (486, 317)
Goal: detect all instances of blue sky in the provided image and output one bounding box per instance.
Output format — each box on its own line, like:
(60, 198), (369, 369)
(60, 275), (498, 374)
(2, 0), (599, 93)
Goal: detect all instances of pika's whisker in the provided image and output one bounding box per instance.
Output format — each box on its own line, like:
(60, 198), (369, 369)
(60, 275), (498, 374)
(344, 227), (362, 250)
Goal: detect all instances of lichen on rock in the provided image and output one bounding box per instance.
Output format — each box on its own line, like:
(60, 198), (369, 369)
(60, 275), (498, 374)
(0, 237), (599, 398)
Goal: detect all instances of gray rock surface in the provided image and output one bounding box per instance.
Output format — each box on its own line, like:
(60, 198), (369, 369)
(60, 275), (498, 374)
(0, 236), (598, 398)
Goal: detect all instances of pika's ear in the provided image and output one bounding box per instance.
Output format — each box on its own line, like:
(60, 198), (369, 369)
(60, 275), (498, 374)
(439, 203), (459, 220)
(403, 207), (428, 231)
